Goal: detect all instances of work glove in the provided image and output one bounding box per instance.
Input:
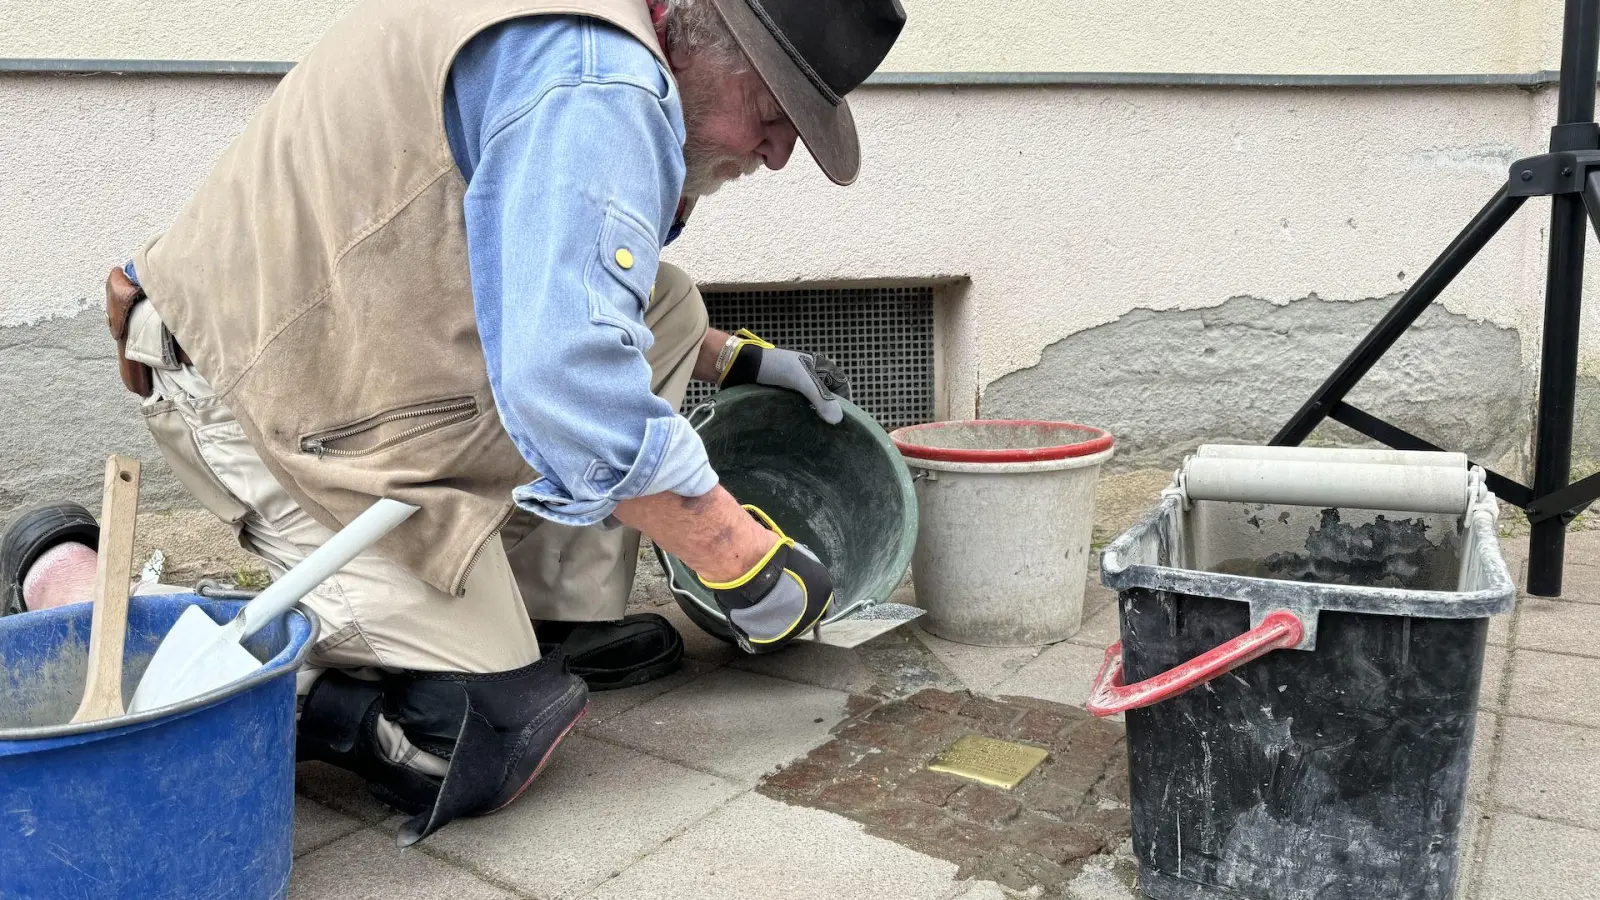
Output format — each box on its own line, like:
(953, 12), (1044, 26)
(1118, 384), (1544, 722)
(699, 505), (834, 654)
(718, 329), (851, 425)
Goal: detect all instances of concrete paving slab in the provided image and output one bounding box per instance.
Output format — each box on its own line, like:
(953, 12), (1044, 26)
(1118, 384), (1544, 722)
(1065, 597), (1121, 653)
(593, 667), (852, 783)
(729, 638), (882, 695)
(288, 829), (516, 900)
(1493, 715), (1600, 829)
(651, 602), (743, 664)
(578, 657), (718, 729)
(1487, 601), (1511, 646)
(1496, 533), (1526, 585)
(1563, 530), (1600, 564)
(913, 626), (1043, 695)
(419, 734), (743, 899)
(587, 793), (963, 900)
(1478, 812), (1600, 900)
(856, 627), (970, 696)
(1515, 596), (1600, 658)
(1555, 557), (1600, 605)
(1507, 648), (1600, 728)
(1478, 643), (1508, 714)
(994, 641), (1110, 712)
(294, 797), (366, 859)
(296, 761), (398, 824)
(1468, 713), (1499, 804)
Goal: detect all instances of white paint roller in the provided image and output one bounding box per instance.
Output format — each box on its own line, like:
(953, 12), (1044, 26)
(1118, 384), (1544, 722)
(1182, 445), (1473, 515)
(1195, 444), (1468, 470)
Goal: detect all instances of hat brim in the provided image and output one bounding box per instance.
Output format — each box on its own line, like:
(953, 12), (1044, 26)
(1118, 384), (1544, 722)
(707, 0), (861, 186)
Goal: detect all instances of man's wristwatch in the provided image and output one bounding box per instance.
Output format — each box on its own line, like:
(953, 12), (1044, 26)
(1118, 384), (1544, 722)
(713, 332), (742, 381)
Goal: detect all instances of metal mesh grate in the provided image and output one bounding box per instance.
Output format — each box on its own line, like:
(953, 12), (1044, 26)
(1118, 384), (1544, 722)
(683, 285), (936, 430)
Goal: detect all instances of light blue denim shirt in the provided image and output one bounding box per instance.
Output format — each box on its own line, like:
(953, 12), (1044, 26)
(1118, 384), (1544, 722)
(444, 15), (716, 527)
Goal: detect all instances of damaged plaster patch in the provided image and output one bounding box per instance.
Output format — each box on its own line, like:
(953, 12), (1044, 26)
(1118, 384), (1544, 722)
(983, 295), (1529, 470)
(1413, 146), (1518, 176)
(1573, 375), (1600, 482)
(0, 308), (186, 524)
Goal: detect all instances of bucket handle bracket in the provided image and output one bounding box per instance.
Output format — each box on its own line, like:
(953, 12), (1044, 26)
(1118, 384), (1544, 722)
(1086, 609), (1305, 717)
(1250, 600), (1319, 650)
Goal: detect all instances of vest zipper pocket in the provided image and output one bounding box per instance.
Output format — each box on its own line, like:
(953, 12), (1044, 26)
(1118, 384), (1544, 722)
(300, 397), (476, 459)
(455, 505), (515, 596)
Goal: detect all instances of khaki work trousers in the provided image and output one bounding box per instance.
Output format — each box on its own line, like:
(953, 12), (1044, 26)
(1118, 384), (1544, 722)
(134, 263), (708, 674)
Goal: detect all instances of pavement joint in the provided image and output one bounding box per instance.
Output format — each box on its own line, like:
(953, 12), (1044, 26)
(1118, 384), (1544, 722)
(291, 798), (367, 860)
(1492, 709), (1600, 731)
(390, 759), (759, 900)
(577, 657), (723, 731)
(1464, 576), (1526, 900)
(1478, 807), (1600, 834)
(1502, 643), (1600, 662)
(577, 725), (747, 786)
(291, 826), (534, 896)
(576, 787), (757, 899)
(402, 840), (545, 900)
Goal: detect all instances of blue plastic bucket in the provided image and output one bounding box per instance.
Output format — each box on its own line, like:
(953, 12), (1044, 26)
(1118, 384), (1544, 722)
(0, 593), (313, 899)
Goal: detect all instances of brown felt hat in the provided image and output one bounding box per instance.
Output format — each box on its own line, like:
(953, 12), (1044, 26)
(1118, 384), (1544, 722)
(706, 0), (907, 185)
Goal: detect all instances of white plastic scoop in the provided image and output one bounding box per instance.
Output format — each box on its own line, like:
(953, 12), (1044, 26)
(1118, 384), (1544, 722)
(128, 499), (418, 714)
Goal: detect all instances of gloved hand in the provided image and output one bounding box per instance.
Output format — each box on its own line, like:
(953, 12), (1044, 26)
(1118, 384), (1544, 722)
(699, 505), (834, 654)
(718, 329), (851, 424)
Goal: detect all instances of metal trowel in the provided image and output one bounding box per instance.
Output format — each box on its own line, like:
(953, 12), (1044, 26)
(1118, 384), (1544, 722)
(798, 602), (925, 649)
(128, 499), (418, 713)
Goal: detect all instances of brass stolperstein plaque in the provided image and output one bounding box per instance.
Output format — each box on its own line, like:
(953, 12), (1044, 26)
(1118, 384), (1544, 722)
(926, 734), (1049, 790)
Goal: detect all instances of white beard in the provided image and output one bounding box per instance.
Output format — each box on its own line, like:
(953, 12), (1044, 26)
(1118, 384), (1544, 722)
(682, 147), (761, 198)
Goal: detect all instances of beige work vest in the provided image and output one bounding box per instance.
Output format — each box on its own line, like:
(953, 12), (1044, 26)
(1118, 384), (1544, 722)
(134, 0), (668, 596)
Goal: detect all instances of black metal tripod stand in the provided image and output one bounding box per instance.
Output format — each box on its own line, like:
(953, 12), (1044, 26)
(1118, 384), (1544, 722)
(1274, 0), (1600, 597)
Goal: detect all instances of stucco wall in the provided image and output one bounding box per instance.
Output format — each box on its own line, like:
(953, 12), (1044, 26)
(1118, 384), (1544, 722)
(3, 70), (1592, 522)
(668, 85), (1553, 380)
(1, 0), (1568, 74)
(0, 75), (276, 517)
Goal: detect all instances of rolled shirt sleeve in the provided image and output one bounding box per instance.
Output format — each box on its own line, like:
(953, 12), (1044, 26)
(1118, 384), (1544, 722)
(448, 18), (716, 527)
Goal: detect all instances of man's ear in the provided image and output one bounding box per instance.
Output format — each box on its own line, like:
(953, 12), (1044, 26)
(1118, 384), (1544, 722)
(665, 40), (690, 75)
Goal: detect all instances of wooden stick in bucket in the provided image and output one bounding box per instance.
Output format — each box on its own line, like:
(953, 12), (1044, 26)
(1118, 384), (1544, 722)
(71, 454), (141, 723)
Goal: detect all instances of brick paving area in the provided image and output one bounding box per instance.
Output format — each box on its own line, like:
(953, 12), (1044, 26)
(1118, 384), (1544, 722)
(760, 688), (1134, 894)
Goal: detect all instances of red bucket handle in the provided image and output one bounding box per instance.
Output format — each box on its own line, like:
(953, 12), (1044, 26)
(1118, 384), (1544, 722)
(1086, 610), (1305, 717)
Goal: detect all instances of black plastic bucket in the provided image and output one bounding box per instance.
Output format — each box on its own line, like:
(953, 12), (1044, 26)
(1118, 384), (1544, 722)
(1090, 480), (1514, 899)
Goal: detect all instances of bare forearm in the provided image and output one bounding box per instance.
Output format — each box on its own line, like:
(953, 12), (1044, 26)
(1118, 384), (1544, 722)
(613, 484), (776, 582)
(694, 328), (731, 382)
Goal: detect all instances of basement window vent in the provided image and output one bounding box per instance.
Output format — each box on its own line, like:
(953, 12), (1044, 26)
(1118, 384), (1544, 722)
(683, 285), (936, 430)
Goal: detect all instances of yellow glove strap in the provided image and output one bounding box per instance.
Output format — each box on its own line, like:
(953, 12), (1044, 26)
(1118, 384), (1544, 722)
(715, 330), (776, 387)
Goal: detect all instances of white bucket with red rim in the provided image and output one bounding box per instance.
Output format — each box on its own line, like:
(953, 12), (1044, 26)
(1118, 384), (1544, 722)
(890, 420), (1114, 647)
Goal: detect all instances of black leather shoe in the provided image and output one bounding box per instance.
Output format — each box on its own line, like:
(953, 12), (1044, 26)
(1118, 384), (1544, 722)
(537, 613), (684, 691)
(1, 502), (100, 617)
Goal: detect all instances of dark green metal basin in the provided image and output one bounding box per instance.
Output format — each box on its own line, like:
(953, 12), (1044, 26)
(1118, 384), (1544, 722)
(658, 386), (918, 643)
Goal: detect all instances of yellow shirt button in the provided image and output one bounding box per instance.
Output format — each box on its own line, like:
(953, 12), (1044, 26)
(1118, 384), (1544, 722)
(615, 248), (634, 269)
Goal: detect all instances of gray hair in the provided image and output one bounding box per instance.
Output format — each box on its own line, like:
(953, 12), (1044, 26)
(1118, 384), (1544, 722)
(663, 0), (749, 73)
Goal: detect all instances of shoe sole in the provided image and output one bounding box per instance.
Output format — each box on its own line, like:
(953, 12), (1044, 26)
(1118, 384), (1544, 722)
(484, 700), (588, 815)
(582, 649), (684, 691)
